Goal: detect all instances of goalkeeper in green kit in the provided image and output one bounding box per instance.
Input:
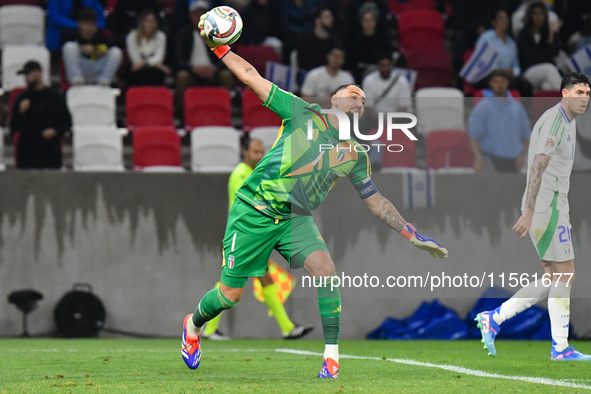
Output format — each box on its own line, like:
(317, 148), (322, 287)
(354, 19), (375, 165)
(181, 9), (449, 378)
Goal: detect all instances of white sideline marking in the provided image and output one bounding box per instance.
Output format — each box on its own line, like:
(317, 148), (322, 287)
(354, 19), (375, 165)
(276, 348), (591, 391)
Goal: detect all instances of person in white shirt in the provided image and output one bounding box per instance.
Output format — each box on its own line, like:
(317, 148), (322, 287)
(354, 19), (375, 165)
(301, 47), (354, 98)
(361, 55), (412, 167)
(475, 72), (591, 361)
(126, 8), (170, 86)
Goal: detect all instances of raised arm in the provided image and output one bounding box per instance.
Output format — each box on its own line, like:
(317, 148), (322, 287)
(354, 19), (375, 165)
(364, 192), (448, 259)
(220, 51), (273, 103)
(513, 153), (550, 238)
(198, 13), (272, 103)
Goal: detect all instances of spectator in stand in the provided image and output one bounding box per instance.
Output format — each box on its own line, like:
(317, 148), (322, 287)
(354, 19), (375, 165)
(473, 9), (532, 96)
(517, 1), (563, 92)
(469, 70), (530, 173)
(301, 46), (354, 97)
(174, 0), (233, 112)
(126, 9), (170, 86)
(512, 0), (559, 38)
(343, 0), (390, 44)
(46, 0), (106, 51)
(361, 54), (412, 167)
(110, 0), (165, 46)
(297, 7), (341, 73)
(450, 0), (506, 85)
(561, 0), (591, 49)
(346, 2), (392, 83)
(239, 0), (283, 56)
(280, 0), (315, 64)
(11, 61), (72, 169)
(62, 8), (123, 86)
(574, 14), (591, 51)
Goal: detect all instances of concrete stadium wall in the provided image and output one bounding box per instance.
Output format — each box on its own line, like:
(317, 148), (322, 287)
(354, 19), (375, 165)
(1, 172), (590, 339)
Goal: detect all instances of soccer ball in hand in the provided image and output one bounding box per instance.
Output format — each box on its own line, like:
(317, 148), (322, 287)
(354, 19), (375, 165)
(203, 6), (243, 46)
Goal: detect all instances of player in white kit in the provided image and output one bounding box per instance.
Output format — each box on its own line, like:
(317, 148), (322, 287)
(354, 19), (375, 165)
(475, 72), (591, 361)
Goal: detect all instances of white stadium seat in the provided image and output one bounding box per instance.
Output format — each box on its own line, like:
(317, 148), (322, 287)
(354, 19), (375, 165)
(415, 87), (465, 135)
(1, 45), (50, 91)
(0, 127), (5, 171)
(0, 5), (45, 47)
(67, 86), (117, 127)
(249, 126), (280, 153)
(73, 126), (124, 171)
(191, 126), (240, 172)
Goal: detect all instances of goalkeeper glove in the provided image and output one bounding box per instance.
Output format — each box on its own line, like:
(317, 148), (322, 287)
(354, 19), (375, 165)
(400, 223), (448, 259)
(198, 13), (231, 59)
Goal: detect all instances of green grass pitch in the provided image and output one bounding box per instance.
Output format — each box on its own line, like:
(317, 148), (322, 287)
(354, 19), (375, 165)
(1, 338), (591, 393)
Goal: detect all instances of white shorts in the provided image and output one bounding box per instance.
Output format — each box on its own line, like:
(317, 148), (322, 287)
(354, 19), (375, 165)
(529, 208), (574, 264)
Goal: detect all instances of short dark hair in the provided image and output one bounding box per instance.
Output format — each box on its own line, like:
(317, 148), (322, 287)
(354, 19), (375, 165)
(312, 7), (330, 21)
(78, 7), (97, 22)
(331, 83), (362, 96)
(488, 69), (509, 82)
(560, 72), (591, 91)
(241, 137), (263, 152)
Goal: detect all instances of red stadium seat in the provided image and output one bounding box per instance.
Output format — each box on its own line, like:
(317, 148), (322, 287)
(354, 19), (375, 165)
(390, 0), (435, 17)
(232, 45), (280, 76)
(426, 130), (473, 169)
(406, 48), (452, 90)
(0, 0), (38, 5)
(241, 89), (281, 132)
(533, 90), (562, 97)
(378, 129), (416, 169)
(105, 0), (117, 13)
(126, 87), (174, 131)
(132, 126), (182, 169)
(184, 87), (232, 130)
(8, 87), (26, 114)
(398, 9), (444, 52)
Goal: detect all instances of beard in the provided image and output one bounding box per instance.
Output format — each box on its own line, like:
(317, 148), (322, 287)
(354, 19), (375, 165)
(26, 79), (40, 90)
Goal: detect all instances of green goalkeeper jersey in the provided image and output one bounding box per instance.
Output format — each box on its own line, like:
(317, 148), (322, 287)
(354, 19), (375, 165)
(235, 84), (375, 219)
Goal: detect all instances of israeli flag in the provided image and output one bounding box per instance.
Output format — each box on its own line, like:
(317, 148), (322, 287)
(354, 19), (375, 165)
(459, 42), (500, 83)
(402, 169), (435, 209)
(568, 44), (591, 76)
(265, 62), (295, 92)
(392, 67), (418, 92)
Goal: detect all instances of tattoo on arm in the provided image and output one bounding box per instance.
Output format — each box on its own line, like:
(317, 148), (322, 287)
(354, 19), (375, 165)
(525, 154), (550, 211)
(376, 195), (406, 232)
(244, 67), (253, 73)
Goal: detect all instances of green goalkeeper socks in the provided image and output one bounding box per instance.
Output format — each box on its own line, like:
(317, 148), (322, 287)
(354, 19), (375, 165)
(203, 283), (223, 336)
(263, 283), (295, 335)
(192, 287), (238, 328)
(316, 277), (341, 345)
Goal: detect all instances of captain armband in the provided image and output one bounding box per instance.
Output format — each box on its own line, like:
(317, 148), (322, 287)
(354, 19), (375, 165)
(355, 177), (378, 200)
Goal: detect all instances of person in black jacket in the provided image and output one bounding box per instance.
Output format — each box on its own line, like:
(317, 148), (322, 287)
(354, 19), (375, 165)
(174, 1), (233, 111)
(62, 8), (123, 86)
(517, 1), (562, 92)
(11, 61), (72, 169)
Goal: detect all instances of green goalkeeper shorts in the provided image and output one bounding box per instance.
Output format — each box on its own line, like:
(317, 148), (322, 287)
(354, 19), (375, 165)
(220, 197), (328, 288)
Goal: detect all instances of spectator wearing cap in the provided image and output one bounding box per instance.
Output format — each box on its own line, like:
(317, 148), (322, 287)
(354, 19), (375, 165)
(174, 0), (233, 112)
(46, 0), (106, 51)
(126, 8), (170, 86)
(10, 61), (72, 169)
(62, 8), (123, 86)
(469, 70), (530, 173)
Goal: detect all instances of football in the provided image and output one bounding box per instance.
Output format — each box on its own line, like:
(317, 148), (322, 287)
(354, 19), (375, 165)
(203, 6), (243, 46)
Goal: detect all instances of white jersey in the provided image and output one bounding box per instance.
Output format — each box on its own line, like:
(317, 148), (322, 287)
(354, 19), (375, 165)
(521, 103), (576, 214)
